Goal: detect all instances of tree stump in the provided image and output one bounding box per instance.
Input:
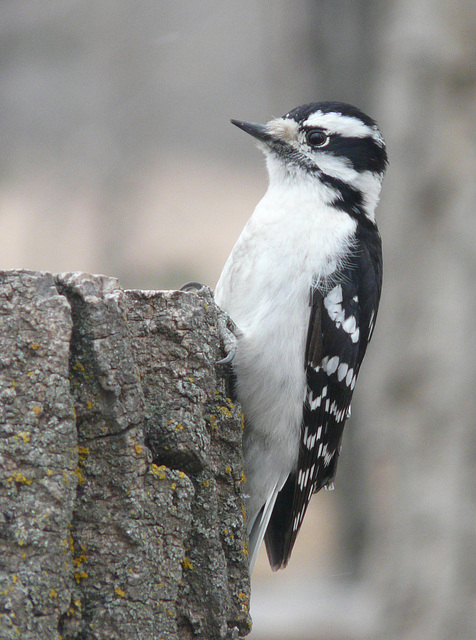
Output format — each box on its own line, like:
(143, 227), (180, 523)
(0, 270), (251, 640)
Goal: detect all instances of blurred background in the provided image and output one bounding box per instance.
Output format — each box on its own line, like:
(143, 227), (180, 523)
(1, 1), (475, 638)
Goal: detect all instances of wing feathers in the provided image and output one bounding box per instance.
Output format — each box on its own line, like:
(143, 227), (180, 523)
(263, 230), (382, 569)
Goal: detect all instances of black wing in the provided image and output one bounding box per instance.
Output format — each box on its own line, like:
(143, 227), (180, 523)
(265, 229), (382, 570)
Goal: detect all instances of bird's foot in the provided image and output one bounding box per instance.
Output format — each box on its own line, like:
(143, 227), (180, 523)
(180, 281), (207, 292)
(216, 311), (240, 365)
(180, 281), (239, 364)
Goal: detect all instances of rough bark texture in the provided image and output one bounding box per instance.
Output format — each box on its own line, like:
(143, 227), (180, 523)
(0, 270), (251, 640)
(359, 2), (476, 639)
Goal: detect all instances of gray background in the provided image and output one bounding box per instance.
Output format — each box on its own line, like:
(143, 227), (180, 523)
(1, 1), (475, 638)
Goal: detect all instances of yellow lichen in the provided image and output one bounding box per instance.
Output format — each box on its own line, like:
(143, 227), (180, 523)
(150, 464), (167, 480)
(115, 587), (125, 598)
(77, 446), (89, 466)
(86, 400), (93, 410)
(237, 591), (250, 613)
(182, 556), (194, 571)
(73, 554), (88, 568)
(8, 472), (32, 485)
(49, 589), (58, 598)
(217, 405), (232, 418)
(18, 432), (31, 443)
(134, 444), (143, 454)
(74, 571), (88, 583)
(32, 406), (42, 416)
(30, 342), (40, 351)
(73, 468), (85, 486)
(46, 469), (53, 477)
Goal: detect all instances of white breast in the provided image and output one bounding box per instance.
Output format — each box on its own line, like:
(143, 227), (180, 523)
(215, 173), (356, 522)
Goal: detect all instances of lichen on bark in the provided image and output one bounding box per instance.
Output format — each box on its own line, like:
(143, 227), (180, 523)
(0, 270), (251, 640)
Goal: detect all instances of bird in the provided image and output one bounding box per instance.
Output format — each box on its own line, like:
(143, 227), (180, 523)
(213, 101), (387, 572)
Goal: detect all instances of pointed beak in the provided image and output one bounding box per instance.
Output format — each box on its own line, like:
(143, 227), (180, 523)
(230, 119), (271, 143)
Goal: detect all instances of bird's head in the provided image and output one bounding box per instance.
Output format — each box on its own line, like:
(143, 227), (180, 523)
(231, 101), (388, 223)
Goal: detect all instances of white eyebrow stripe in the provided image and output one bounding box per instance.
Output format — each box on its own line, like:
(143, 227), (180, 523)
(302, 111), (383, 144)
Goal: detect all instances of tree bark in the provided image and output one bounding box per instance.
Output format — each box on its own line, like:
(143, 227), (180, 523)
(359, 2), (476, 638)
(0, 270), (250, 640)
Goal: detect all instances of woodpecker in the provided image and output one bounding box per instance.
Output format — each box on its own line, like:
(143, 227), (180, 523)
(214, 102), (387, 572)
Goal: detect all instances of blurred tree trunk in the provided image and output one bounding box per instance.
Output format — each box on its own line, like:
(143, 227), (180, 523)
(302, 0), (388, 577)
(0, 270), (251, 640)
(359, 1), (476, 638)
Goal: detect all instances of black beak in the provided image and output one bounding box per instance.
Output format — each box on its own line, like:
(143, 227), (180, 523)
(230, 119), (271, 143)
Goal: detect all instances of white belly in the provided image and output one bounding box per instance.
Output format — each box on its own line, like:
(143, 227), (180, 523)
(215, 180), (356, 522)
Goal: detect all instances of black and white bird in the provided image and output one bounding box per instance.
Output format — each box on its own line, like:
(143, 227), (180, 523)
(214, 102), (387, 572)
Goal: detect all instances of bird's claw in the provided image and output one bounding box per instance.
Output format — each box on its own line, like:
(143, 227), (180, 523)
(181, 281), (207, 292)
(217, 344), (236, 365)
(216, 311), (240, 365)
(180, 281), (239, 365)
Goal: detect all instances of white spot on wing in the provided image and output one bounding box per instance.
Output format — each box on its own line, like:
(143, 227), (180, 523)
(309, 394), (322, 410)
(325, 284), (343, 305)
(337, 362), (349, 381)
(324, 287), (346, 329)
(368, 311), (376, 339)
(342, 315), (357, 335)
(326, 356), (339, 375)
(324, 448), (333, 466)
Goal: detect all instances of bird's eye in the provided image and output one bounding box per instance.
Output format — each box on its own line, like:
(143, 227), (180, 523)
(306, 129), (329, 148)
